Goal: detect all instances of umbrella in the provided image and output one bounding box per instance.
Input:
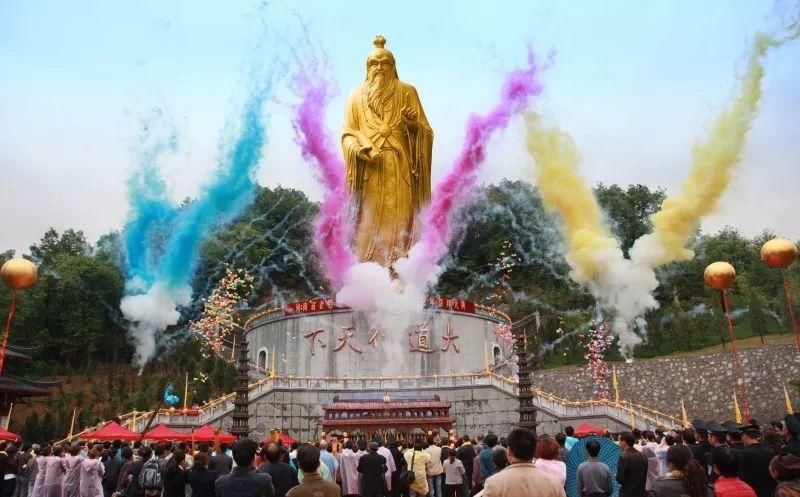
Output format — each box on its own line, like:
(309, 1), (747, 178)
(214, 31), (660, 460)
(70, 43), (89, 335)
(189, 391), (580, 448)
(573, 422), (605, 438)
(565, 436), (621, 497)
(0, 427), (21, 441)
(192, 424), (236, 443)
(82, 421), (139, 441)
(142, 424), (190, 442)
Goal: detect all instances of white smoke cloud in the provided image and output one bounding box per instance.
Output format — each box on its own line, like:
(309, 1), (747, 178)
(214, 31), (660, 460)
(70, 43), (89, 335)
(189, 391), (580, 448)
(120, 282), (192, 368)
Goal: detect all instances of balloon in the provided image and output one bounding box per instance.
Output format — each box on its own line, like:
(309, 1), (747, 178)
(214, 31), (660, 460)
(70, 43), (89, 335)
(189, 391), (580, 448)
(0, 259), (38, 290)
(704, 262), (736, 290)
(761, 238), (798, 269)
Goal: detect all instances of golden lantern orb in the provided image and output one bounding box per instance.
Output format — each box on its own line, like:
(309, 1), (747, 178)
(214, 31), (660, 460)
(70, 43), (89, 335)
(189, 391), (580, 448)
(0, 258), (38, 290)
(704, 262), (736, 291)
(761, 238), (798, 269)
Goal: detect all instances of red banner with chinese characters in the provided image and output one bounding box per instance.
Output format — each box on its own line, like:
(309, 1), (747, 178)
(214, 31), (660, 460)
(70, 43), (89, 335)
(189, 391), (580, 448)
(425, 296), (476, 314)
(284, 298), (346, 315)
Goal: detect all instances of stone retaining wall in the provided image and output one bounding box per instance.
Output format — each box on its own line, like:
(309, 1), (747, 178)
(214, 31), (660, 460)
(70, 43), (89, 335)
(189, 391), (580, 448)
(533, 343), (800, 423)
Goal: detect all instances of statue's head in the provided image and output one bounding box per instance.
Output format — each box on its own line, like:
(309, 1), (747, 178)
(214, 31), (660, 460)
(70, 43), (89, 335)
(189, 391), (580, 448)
(365, 35), (398, 82)
(364, 35), (399, 118)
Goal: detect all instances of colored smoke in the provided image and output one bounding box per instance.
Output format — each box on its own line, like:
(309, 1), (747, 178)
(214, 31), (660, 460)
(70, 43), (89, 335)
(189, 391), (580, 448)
(525, 29), (796, 358)
(525, 112), (657, 357)
(290, 51), (356, 288)
(121, 79), (275, 366)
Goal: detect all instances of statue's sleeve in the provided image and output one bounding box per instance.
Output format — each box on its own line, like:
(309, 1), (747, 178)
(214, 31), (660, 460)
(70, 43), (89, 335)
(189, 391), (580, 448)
(408, 86), (433, 207)
(342, 91), (363, 197)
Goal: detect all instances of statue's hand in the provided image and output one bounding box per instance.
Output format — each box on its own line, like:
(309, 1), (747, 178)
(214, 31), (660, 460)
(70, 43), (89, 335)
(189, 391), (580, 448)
(357, 146), (378, 162)
(401, 106), (419, 129)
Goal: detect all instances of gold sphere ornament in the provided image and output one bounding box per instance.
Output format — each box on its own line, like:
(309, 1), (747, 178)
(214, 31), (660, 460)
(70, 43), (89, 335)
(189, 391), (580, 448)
(0, 258), (38, 290)
(704, 262), (736, 291)
(761, 238), (798, 269)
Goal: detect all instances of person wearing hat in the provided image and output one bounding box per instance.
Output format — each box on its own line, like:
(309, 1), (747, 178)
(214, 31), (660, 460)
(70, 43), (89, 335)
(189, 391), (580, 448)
(707, 422), (729, 448)
(781, 415), (800, 456)
(737, 423), (776, 497)
(721, 422), (748, 471)
(689, 420), (712, 475)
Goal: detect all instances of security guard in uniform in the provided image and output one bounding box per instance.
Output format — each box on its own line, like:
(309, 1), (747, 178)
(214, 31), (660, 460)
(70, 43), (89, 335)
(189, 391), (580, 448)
(738, 422), (777, 497)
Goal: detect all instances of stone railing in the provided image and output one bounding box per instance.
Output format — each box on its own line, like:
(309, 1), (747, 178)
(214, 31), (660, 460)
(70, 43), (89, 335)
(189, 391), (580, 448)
(70, 372), (679, 436)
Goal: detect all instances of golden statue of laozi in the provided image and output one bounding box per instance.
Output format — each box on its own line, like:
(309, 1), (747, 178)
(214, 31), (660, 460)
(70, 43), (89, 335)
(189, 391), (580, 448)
(343, 35), (433, 266)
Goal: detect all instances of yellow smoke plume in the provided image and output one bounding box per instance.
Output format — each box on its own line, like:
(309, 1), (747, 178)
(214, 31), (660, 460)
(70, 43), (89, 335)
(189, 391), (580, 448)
(633, 33), (781, 265)
(524, 113), (619, 283)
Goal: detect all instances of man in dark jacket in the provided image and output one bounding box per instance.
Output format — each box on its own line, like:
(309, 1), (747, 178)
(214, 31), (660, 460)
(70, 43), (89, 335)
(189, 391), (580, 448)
(258, 442), (299, 497)
(212, 444), (234, 476)
(102, 447), (123, 497)
(456, 435), (476, 495)
(124, 446), (152, 497)
(689, 420), (712, 474)
(739, 424), (777, 497)
(357, 442), (387, 497)
(616, 432), (648, 497)
(216, 439), (275, 497)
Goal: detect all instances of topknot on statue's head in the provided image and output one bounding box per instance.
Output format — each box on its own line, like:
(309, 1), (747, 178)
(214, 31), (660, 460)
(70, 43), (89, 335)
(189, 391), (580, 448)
(373, 35), (387, 49)
(365, 34), (398, 79)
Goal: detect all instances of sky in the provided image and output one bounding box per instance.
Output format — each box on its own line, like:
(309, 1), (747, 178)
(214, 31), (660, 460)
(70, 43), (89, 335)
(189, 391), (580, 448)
(1, 0), (798, 255)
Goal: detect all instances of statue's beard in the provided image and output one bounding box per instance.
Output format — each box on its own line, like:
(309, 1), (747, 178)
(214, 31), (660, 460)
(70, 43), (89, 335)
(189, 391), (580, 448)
(365, 71), (397, 119)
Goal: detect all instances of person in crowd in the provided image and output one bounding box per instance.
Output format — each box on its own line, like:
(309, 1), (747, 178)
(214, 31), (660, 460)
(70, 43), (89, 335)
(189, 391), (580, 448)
(215, 439), (274, 497)
(115, 447), (135, 497)
(737, 423), (777, 497)
(471, 454), (483, 496)
(782, 416), (800, 457)
(652, 445), (711, 497)
(491, 446), (509, 472)
(455, 436), (475, 497)
(79, 448), (105, 497)
(565, 427), (578, 451)
(374, 438), (395, 493)
(286, 444), (339, 497)
(764, 427), (784, 456)
(357, 442), (387, 497)
(535, 438), (567, 485)
(43, 445), (65, 497)
(103, 447), (122, 497)
(616, 432), (648, 497)
(769, 453), (800, 497)
(124, 445), (152, 497)
(404, 441), (431, 497)
(62, 445), (83, 497)
(211, 444), (234, 477)
(639, 438), (661, 493)
(28, 445), (52, 497)
(712, 446), (755, 497)
(708, 423), (730, 449)
(339, 441), (361, 496)
(555, 434), (570, 462)
(477, 434), (498, 481)
(655, 434), (677, 476)
(187, 452), (217, 497)
(258, 442), (298, 497)
(317, 441), (338, 482)
(424, 437), (443, 497)
(482, 428), (566, 497)
(443, 452), (465, 497)
(689, 421), (712, 474)
(2, 446), (19, 497)
(161, 450), (187, 497)
(577, 440), (613, 497)
(14, 443), (33, 497)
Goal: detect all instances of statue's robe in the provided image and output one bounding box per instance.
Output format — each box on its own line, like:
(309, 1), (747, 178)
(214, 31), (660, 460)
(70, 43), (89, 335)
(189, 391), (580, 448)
(342, 81), (433, 265)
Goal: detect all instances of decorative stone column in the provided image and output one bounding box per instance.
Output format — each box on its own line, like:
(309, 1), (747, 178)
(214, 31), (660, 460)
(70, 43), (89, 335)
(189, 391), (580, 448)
(511, 313), (538, 432)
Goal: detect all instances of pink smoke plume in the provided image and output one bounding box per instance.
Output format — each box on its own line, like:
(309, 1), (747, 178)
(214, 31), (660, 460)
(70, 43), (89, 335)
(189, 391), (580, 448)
(290, 53), (356, 288)
(399, 50), (545, 283)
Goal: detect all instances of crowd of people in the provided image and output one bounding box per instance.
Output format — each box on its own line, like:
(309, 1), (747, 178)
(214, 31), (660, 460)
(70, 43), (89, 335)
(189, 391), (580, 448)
(1, 414), (799, 497)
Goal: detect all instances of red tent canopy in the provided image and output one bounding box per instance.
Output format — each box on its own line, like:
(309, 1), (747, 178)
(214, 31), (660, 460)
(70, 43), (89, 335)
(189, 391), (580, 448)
(0, 428), (21, 441)
(192, 425), (236, 443)
(142, 424), (190, 442)
(83, 421), (139, 441)
(573, 422), (605, 438)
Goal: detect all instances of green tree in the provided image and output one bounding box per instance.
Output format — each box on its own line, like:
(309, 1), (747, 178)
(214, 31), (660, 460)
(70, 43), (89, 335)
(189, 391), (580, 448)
(594, 183), (666, 256)
(41, 411), (56, 442)
(748, 287), (767, 342)
(22, 412), (41, 443)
